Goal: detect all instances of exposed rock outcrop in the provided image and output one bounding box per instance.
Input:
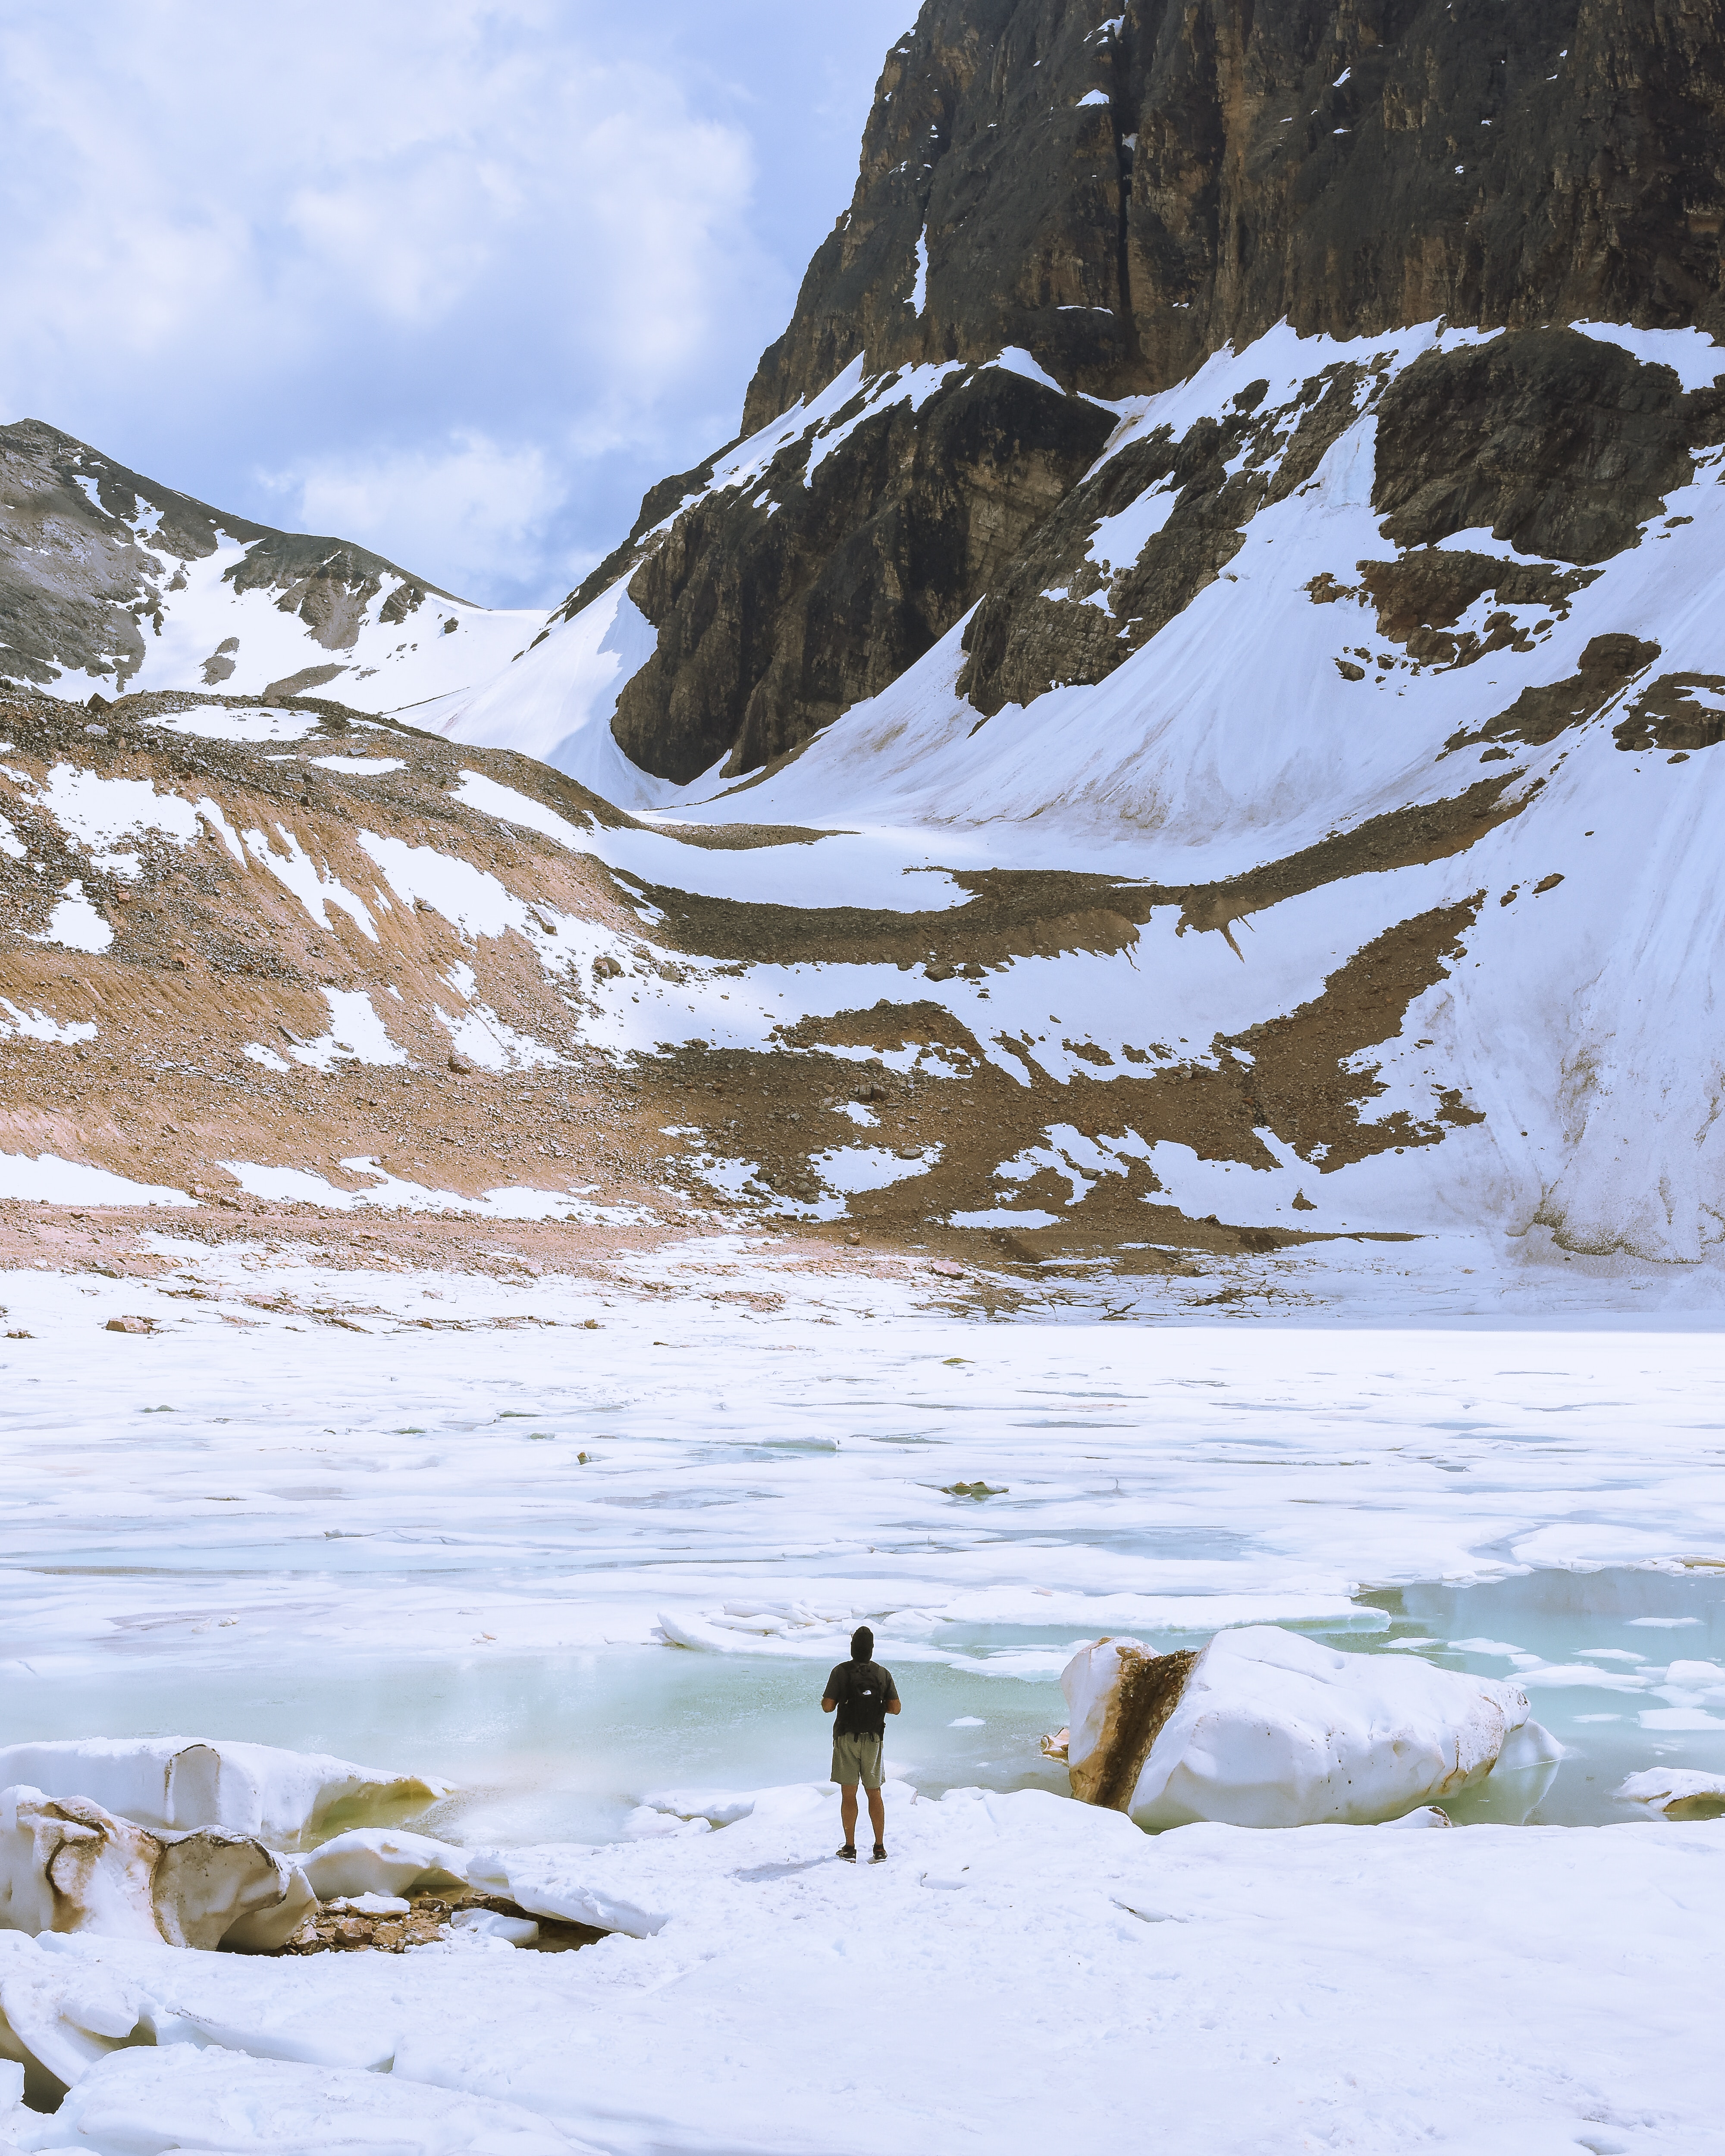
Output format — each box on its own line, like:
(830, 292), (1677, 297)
(564, 0), (1725, 783)
(0, 420), (529, 706)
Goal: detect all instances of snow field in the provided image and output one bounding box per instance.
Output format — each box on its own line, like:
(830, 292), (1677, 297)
(0, 1789), (1721, 2153)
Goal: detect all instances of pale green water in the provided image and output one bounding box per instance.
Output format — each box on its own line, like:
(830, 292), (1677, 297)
(2, 1569), (1717, 1839)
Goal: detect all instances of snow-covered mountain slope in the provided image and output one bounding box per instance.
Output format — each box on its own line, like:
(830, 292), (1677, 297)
(405, 0), (1725, 1271)
(425, 311), (1725, 1266)
(0, 420), (539, 714)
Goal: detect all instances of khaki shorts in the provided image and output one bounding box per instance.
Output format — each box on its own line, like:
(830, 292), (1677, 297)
(831, 1731), (884, 1790)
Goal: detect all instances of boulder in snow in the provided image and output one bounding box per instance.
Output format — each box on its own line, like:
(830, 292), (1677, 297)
(0, 1738), (451, 1844)
(0, 1786), (313, 1955)
(1060, 1626), (1549, 1828)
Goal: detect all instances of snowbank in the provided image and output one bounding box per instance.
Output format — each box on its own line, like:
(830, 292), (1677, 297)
(0, 1784), (1719, 2150)
(1061, 1626), (1547, 1827)
(0, 1741), (451, 1845)
(298, 1829), (469, 1901)
(3, 2046), (596, 2156)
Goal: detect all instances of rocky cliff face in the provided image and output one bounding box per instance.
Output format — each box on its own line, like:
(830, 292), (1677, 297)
(543, 0), (1725, 786)
(0, 420), (534, 710)
(425, 0), (1725, 1269)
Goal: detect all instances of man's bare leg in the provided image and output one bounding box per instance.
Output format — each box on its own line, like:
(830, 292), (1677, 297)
(866, 1787), (886, 1848)
(839, 1784), (859, 1849)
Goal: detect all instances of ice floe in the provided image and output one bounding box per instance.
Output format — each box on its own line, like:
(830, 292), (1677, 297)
(1060, 1625), (1552, 1826)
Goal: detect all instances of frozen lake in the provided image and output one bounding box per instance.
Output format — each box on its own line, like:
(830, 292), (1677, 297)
(2, 1239), (1722, 1838)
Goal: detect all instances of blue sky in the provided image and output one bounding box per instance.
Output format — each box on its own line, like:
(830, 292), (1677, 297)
(0, 1), (919, 609)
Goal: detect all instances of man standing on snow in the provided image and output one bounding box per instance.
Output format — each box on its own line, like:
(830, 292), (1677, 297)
(822, 1625), (900, 1862)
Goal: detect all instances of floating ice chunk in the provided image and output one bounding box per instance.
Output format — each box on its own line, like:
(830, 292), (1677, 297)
(31, 2046), (594, 2153)
(1660, 1658), (1725, 1699)
(0, 1739), (451, 1846)
(1615, 1767), (1725, 1811)
(299, 1828), (468, 1901)
(0, 1786), (313, 1962)
(656, 1604), (846, 1654)
(1060, 1626), (1537, 1827)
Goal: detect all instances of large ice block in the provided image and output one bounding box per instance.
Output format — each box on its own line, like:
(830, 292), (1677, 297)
(1060, 1626), (1546, 1827)
(0, 1786), (313, 1956)
(0, 1739), (452, 1843)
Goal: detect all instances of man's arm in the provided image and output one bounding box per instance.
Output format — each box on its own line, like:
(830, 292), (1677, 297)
(887, 1697), (901, 1714)
(821, 1696), (836, 1714)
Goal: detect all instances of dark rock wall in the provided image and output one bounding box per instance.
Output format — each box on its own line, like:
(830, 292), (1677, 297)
(750, 0), (1725, 425)
(612, 371), (1110, 782)
(595, 0), (1725, 781)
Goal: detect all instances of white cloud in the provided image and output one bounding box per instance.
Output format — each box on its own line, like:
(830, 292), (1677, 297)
(261, 433), (565, 600)
(0, 0), (921, 607)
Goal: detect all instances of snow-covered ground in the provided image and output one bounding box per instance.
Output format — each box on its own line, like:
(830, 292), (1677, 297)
(3, 1790), (1721, 2155)
(424, 317), (1725, 1268)
(0, 1238), (1722, 2149)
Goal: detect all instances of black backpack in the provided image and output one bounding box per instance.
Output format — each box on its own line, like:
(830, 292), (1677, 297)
(835, 1661), (891, 1738)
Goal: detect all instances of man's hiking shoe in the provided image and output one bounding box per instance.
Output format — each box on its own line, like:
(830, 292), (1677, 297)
(871, 1844), (888, 1863)
(837, 1843), (856, 1861)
